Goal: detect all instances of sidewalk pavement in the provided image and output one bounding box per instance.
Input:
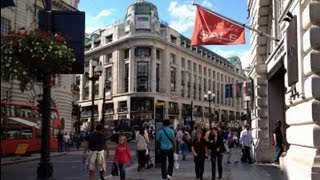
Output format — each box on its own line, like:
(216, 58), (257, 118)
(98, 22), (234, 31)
(0, 141), (118, 166)
(1, 151), (68, 166)
(1, 147), (285, 180)
(107, 148), (285, 180)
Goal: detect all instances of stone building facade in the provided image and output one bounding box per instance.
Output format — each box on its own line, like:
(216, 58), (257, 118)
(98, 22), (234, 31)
(247, 0), (319, 179)
(1, 0), (80, 132)
(78, 1), (246, 130)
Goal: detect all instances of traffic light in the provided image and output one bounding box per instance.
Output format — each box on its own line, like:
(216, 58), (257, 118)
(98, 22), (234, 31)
(37, 99), (44, 114)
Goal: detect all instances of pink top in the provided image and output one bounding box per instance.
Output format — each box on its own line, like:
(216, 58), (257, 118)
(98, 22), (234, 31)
(114, 144), (133, 164)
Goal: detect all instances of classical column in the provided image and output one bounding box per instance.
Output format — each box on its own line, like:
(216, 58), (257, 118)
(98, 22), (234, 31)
(79, 75), (84, 101)
(249, 64), (269, 163)
(151, 47), (157, 92)
(129, 47), (135, 93)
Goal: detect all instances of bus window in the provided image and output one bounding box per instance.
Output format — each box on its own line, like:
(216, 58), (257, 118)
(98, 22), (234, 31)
(53, 128), (59, 138)
(14, 107), (20, 117)
(1, 105), (5, 116)
(31, 110), (38, 118)
(36, 129), (41, 138)
(1, 129), (7, 140)
(21, 128), (33, 139)
(7, 128), (21, 139)
(8, 106), (15, 116)
(21, 106), (32, 119)
(51, 111), (58, 120)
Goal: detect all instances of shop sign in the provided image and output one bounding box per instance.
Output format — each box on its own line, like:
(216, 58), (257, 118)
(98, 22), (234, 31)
(286, 16), (298, 86)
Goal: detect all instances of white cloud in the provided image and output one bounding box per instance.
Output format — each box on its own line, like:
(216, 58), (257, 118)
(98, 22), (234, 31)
(167, 0), (217, 33)
(201, 0), (213, 8)
(238, 50), (252, 68)
(93, 9), (113, 20)
(167, 1), (196, 33)
(85, 8), (115, 34)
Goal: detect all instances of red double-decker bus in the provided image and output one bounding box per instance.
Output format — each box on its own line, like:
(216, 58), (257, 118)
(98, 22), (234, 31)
(0, 102), (61, 156)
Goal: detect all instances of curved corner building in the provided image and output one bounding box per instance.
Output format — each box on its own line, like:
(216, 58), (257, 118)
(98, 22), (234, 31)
(78, 0), (246, 129)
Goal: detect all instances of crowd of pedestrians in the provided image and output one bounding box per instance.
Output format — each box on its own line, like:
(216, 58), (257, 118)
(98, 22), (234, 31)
(57, 130), (81, 152)
(155, 119), (256, 180)
(63, 118), (283, 180)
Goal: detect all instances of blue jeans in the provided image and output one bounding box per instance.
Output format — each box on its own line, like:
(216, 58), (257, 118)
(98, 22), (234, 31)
(118, 163), (126, 180)
(179, 142), (188, 157)
(273, 143), (283, 162)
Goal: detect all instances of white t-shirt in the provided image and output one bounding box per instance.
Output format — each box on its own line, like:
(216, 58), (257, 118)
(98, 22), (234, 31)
(176, 130), (184, 143)
(136, 132), (149, 150)
(63, 134), (70, 142)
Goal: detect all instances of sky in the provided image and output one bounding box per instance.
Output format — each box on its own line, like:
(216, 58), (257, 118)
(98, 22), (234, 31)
(78, 0), (252, 68)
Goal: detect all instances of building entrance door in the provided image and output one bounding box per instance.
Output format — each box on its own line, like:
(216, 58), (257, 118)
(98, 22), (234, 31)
(268, 65), (288, 159)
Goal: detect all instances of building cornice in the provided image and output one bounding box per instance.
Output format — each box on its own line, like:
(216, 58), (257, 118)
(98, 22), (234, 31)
(85, 34), (244, 78)
(52, 0), (77, 11)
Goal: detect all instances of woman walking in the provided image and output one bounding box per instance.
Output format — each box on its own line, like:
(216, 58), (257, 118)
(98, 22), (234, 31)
(114, 135), (133, 180)
(191, 129), (208, 180)
(206, 127), (226, 180)
(136, 127), (149, 171)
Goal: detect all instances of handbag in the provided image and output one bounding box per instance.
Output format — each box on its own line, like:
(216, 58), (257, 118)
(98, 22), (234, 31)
(111, 162), (119, 176)
(174, 152), (179, 169)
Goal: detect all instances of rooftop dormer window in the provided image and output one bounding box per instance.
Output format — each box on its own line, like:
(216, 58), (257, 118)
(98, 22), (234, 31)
(106, 34), (113, 43)
(170, 35), (177, 44)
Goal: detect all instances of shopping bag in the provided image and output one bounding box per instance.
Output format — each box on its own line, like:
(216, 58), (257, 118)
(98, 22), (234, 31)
(111, 162), (119, 176)
(174, 153), (179, 169)
(224, 142), (230, 153)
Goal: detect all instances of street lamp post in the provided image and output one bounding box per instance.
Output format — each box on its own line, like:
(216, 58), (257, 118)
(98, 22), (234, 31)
(37, 0), (53, 179)
(101, 80), (110, 126)
(85, 60), (102, 132)
(244, 96), (251, 125)
(204, 91), (215, 129)
(78, 106), (83, 134)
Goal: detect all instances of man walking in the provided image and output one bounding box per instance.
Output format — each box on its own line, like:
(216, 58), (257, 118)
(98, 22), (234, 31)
(157, 119), (176, 180)
(57, 130), (64, 152)
(239, 124), (253, 163)
(272, 120), (283, 164)
(83, 124), (109, 180)
(63, 132), (70, 152)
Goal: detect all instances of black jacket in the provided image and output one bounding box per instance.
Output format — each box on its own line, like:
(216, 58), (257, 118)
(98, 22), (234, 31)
(207, 133), (225, 155)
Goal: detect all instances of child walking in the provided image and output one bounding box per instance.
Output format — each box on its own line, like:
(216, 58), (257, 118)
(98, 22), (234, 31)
(114, 135), (133, 180)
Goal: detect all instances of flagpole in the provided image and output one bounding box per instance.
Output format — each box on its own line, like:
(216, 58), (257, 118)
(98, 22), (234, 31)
(193, 3), (280, 42)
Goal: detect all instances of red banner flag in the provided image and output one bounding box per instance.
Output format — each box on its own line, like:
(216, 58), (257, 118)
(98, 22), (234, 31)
(191, 6), (245, 45)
